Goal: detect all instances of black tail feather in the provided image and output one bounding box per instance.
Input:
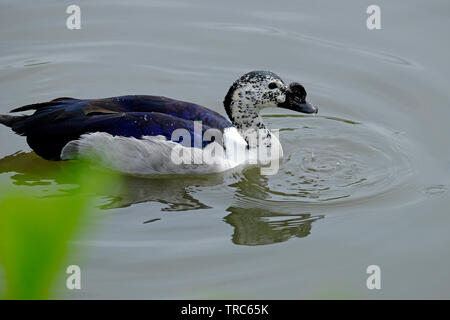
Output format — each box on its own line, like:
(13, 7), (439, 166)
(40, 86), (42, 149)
(0, 114), (19, 127)
(10, 97), (75, 113)
(2, 98), (75, 134)
(0, 114), (28, 134)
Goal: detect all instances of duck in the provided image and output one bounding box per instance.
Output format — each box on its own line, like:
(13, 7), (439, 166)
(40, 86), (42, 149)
(0, 71), (317, 175)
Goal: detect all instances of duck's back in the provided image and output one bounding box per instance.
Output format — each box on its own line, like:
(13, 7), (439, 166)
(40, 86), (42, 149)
(5, 95), (233, 160)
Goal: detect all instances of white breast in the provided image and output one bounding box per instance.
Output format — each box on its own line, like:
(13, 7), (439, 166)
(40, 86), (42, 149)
(60, 127), (282, 176)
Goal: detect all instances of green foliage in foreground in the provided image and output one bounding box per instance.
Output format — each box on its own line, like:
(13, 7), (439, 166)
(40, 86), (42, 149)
(0, 162), (117, 299)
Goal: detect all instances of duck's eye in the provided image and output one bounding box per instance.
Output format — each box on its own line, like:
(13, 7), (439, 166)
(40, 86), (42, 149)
(268, 82), (278, 89)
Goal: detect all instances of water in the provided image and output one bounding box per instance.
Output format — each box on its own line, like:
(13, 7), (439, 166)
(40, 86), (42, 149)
(1, 0), (450, 298)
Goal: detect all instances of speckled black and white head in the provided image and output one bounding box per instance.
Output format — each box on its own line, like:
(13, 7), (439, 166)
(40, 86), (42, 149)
(223, 71), (317, 132)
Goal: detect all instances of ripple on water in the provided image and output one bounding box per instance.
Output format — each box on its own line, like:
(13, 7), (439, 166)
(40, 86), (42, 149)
(424, 185), (447, 196)
(197, 22), (420, 68)
(235, 115), (414, 205)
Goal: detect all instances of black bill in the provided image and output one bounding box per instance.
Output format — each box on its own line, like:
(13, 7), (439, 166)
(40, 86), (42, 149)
(278, 82), (318, 114)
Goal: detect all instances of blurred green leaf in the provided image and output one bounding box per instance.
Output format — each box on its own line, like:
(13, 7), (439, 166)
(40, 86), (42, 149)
(0, 161), (119, 299)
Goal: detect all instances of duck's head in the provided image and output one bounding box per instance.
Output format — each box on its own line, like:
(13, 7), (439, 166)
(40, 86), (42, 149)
(223, 70), (318, 125)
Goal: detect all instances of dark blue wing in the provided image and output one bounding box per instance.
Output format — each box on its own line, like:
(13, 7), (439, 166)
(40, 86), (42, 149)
(9, 95), (232, 160)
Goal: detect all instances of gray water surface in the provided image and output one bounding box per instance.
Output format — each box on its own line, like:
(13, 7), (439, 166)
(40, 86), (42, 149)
(1, 0), (450, 299)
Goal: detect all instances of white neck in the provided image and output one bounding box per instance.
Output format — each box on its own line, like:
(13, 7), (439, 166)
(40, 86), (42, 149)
(229, 99), (281, 152)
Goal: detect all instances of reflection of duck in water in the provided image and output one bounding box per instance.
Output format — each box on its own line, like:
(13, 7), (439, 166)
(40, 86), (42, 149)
(0, 152), (324, 246)
(100, 175), (219, 211)
(224, 207), (323, 246)
(0, 151), (221, 211)
(0, 71), (317, 175)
